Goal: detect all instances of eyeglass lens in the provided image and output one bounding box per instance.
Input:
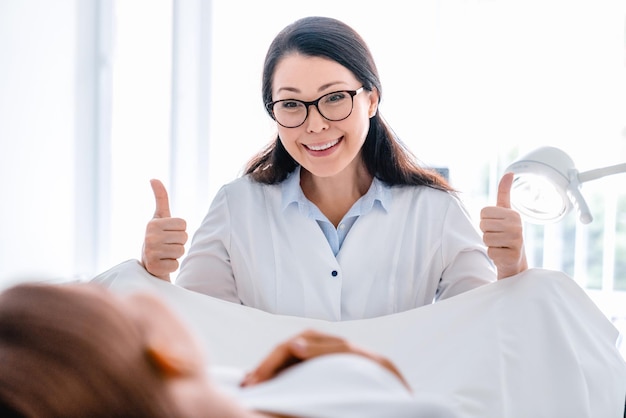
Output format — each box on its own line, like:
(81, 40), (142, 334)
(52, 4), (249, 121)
(271, 90), (356, 128)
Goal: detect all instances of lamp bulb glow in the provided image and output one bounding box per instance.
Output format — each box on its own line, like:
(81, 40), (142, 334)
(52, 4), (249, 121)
(510, 174), (569, 224)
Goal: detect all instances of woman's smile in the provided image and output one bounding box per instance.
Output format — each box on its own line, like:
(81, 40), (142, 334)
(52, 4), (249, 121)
(304, 137), (343, 154)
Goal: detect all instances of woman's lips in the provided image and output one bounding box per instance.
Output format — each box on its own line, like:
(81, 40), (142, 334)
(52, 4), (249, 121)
(304, 137), (343, 154)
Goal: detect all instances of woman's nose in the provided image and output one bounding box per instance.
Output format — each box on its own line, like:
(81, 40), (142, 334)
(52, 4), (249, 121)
(305, 105), (329, 133)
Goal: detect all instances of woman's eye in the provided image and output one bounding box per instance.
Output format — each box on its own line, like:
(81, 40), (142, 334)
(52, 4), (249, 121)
(280, 100), (303, 110)
(324, 92), (347, 104)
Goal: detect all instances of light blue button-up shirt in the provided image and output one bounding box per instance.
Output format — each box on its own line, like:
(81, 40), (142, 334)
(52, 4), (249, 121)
(281, 166), (391, 256)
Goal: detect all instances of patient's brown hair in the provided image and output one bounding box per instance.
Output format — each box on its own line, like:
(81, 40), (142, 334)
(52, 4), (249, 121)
(0, 283), (182, 417)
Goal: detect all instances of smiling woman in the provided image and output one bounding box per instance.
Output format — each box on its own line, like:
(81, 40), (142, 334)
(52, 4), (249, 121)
(140, 15), (529, 324)
(0, 1), (624, 325)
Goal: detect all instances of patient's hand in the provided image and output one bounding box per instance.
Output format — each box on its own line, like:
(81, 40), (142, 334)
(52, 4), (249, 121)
(480, 172), (528, 279)
(142, 179), (188, 282)
(240, 329), (410, 391)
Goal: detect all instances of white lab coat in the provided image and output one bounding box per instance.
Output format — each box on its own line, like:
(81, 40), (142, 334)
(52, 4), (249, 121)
(177, 170), (496, 320)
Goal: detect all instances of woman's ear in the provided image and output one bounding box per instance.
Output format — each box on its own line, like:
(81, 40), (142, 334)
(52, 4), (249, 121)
(367, 87), (380, 118)
(145, 342), (197, 377)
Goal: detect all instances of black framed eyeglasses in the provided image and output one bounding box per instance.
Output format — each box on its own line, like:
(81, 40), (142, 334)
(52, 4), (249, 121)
(266, 87), (364, 128)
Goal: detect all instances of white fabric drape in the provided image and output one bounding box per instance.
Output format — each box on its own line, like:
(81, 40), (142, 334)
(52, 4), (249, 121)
(94, 260), (626, 418)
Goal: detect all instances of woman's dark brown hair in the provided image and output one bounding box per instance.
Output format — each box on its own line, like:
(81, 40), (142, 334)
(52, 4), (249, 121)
(245, 16), (452, 192)
(0, 283), (182, 418)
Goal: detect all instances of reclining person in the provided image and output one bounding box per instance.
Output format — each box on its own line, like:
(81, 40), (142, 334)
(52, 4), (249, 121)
(0, 282), (458, 418)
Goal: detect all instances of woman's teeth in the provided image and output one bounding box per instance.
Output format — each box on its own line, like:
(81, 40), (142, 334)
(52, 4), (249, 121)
(307, 138), (339, 151)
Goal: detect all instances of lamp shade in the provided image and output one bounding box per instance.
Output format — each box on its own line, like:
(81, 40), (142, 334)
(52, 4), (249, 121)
(505, 147), (592, 224)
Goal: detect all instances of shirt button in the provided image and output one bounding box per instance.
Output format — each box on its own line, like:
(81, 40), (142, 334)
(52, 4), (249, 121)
(331, 270), (338, 277)
(339, 224), (345, 229)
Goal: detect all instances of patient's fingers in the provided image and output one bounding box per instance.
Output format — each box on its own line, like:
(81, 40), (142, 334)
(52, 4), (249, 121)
(240, 330), (411, 391)
(240, 330), (346, 386)
(240, 343), (300, 387)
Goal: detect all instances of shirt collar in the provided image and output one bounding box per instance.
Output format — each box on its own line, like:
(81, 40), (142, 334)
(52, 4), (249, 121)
(281, 166), (391, 215)
(360, 175), (391, 214)
(281, 166), (305, 211)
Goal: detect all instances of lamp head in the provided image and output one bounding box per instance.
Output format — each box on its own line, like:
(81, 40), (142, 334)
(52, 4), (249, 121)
(505, 146), (592, 224)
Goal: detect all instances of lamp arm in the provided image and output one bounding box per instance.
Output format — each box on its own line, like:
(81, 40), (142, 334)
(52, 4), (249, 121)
(577, 163), (626, 183)
(567, 169), (593, 224)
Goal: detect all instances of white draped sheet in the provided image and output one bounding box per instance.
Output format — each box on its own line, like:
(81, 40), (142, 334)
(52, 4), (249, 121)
(93, 260), (626, 418)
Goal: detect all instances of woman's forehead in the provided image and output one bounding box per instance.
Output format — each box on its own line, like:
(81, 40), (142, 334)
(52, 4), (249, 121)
(272, 54), (357, 96)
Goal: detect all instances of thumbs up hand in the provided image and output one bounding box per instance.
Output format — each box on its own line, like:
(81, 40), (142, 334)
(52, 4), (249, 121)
(141, 179), (188, 281)
(480, 172), (528, 279)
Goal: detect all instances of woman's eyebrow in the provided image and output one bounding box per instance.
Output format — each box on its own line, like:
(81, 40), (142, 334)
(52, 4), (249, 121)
(275, 86), (301, 95)
(317, 81), (348, 92)
(275, 81), (349, 96)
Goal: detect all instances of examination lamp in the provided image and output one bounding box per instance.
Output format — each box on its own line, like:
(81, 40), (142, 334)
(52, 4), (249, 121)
(505, 146), (626, 225)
